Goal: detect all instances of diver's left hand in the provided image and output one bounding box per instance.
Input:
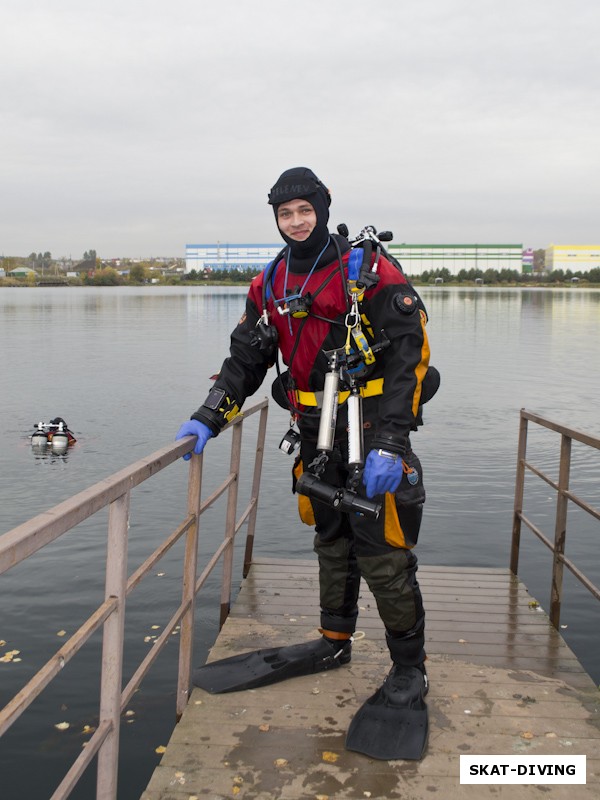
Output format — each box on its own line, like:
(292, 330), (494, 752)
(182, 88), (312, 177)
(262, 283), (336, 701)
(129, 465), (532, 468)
(362, 449), (404, 498)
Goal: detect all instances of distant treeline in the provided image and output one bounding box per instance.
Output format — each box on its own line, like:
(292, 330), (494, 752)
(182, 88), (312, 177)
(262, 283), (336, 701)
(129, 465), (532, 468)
(3, 265), (599, 288)
(181, 266), (600, 286)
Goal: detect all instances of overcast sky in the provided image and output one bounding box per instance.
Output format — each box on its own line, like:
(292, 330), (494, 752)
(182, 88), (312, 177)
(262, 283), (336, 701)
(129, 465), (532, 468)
(2, 0), (598, 259)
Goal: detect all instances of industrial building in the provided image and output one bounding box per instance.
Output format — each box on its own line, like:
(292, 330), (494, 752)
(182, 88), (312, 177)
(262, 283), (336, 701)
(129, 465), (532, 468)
(545, 245), (600, 272)
(386, 244), (523, 276)
(186, 242), (525, 277)
(185, 243), (283, 273)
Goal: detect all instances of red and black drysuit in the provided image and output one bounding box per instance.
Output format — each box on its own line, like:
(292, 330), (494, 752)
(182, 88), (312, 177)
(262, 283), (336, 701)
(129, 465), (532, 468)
(193, 235), (432, 667)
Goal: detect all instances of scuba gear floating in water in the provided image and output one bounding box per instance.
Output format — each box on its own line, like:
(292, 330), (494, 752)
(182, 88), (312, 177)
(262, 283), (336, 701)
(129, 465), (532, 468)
(30, 419), (76, 453)
(192, 636), (352, 694)
(345, 663), (429, 760)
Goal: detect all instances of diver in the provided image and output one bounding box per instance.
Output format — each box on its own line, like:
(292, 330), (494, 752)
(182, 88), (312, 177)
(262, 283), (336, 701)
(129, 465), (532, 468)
(175, 167), (438, 760)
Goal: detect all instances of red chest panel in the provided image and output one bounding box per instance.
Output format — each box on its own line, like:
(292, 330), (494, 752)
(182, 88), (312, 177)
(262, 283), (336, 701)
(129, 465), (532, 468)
(267, 255), (350, 389)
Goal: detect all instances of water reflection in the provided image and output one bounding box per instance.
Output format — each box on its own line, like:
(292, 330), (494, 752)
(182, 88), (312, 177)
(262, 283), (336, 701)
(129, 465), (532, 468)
(1, 284), (600, 800)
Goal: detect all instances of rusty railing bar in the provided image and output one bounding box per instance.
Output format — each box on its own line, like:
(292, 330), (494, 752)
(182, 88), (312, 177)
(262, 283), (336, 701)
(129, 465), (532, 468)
(522, 460), (559, 491)
(220, 423), (243, 627)
(512, 409), (600, 633)
(510, 410), (528, 575)
(0, 440), (190, 576)
(49, 720), (113, 800)
(520, 410), (600, 450)
(244, 403), (269, 577)
(0, 398), (269, 799)
(96, 491), (130, 800)
(0, 598), (117, 737)
(550, 433), (571, 628)
(563, 489), (600, 522)
(126, 514), (195, 596)
(177, 451), (203, 717)
(121, 594), (194, 710)
(516, 511), (556, 553)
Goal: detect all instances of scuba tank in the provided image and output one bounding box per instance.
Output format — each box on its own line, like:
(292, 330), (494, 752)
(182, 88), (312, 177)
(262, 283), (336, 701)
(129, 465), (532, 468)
(50, 422), (70, 454)
(31, 422), (49, 450)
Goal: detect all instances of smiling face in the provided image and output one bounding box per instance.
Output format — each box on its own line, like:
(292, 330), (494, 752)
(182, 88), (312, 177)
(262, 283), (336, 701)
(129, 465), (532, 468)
(276, 198), (317, 242)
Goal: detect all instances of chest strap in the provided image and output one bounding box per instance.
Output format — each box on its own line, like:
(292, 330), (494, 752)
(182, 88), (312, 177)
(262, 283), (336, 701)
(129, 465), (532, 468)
(295, 377), (384, 407)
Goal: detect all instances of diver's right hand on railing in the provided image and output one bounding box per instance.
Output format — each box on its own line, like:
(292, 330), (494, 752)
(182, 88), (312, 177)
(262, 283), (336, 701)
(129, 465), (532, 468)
(175, 420), (214, 461)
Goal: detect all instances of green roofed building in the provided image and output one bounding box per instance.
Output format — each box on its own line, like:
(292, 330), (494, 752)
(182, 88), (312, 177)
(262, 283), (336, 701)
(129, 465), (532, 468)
(386, 244), (523, 276)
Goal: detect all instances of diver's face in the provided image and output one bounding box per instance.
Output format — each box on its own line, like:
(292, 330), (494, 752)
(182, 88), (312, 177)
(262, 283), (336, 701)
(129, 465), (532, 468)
(276, 199), (316, 241)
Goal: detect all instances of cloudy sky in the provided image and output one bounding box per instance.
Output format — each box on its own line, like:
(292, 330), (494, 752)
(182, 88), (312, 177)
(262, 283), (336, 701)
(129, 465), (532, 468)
(2, 0), (598, 259)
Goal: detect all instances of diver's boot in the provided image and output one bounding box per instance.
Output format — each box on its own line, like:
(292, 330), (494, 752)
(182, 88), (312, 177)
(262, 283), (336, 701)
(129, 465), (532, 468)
(319, 629), (353, 665)
(384, 662), (429, 703)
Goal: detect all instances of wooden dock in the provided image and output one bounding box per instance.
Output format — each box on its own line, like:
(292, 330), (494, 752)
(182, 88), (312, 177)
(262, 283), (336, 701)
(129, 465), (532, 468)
(141, 559), (599, 799)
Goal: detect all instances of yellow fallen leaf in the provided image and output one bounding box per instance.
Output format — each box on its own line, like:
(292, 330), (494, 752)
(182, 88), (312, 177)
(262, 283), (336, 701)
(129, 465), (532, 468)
(125, 710), (135, 717)
(8, 650), (20, 656)
(259, 724), (270, 732)
(233, 776), (244, 784)
(175, 771), (185, 779)
(55, 722), (70, 731)
(520, 731), (534, 740)
(322, 751), (339, 763)
(13, 658), (22, 662)
(274, 758), (288, 767)
(151, 625), (160, 630)
(316, 795), (329, 800)
(57, 630), (67, 637)
(82, 725), (96, 734)
(155, 745), (166, 754)
(232, 788), (240, 796)
(0, 639), (7, 646)
(0, 654), (13, 662)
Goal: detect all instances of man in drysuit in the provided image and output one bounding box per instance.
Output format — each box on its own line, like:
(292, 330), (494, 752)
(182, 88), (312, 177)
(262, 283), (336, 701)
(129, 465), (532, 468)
(176, 167), (437, 760)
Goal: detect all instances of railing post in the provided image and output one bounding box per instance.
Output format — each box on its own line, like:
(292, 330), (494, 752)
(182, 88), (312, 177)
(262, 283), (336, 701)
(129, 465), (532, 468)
(243, 403), (269, 577)
(220, 422), (243, 627)
(176, 452), (203, 719)
(510, 410), (528, 575)
(97, 491), (130, 800)
(550, 433), (572, 629)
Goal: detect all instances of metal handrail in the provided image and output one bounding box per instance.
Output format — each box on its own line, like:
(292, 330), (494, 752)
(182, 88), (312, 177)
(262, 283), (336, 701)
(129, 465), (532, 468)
(0, 398), (269, 800)
(510, 408), (600, 629)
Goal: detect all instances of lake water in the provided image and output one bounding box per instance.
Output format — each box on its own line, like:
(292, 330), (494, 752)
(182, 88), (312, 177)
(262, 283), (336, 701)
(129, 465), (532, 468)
(1, 285), (599, 799)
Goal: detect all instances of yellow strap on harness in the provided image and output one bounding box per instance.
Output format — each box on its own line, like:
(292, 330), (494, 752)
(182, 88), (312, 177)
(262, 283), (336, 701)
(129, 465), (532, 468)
(295, 377), (384, 407)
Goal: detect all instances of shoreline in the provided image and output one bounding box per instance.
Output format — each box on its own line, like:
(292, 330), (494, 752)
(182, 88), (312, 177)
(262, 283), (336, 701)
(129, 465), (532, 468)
(2, 280), (600, 290)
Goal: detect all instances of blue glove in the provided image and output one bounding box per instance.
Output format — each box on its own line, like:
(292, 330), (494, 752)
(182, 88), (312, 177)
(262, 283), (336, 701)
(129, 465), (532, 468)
(362, 449), (404, 498)
(175, 420), (214, 461)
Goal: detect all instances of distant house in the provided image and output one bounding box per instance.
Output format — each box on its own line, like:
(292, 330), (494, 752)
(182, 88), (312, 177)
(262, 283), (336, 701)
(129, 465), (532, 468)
(75, 259), (97, 272)
(9, 267), (38, 278)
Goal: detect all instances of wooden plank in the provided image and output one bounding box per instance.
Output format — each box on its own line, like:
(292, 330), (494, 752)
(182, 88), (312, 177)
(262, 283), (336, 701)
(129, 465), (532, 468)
(142, 561), (599, 799)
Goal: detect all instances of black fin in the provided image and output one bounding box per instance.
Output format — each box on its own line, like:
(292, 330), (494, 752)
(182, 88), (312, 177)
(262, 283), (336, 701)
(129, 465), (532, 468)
(346, 665), (429, 760)
(193, 637), (351, 694)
